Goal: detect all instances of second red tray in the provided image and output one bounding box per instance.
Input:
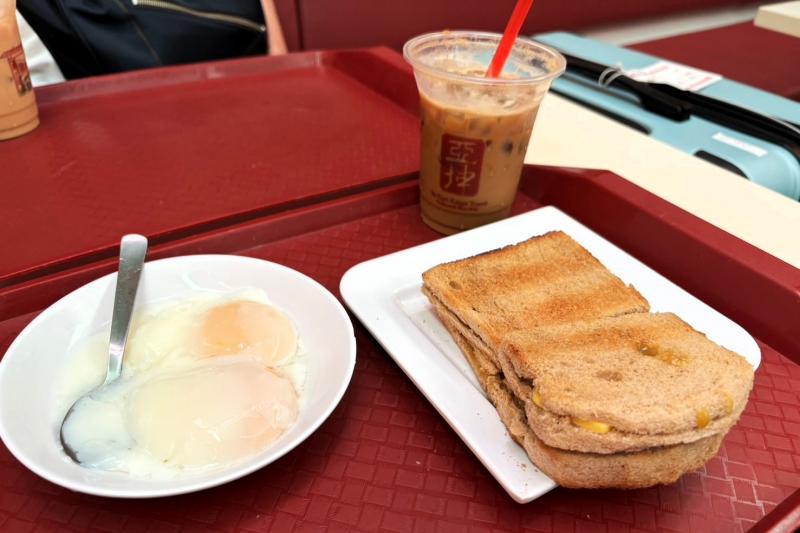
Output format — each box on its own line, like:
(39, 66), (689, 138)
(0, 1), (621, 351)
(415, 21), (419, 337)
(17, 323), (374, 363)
(0, 47), (420, 289)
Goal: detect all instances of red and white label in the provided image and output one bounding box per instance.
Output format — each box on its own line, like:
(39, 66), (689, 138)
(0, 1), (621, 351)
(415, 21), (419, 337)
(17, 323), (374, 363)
(1, 44), (32, 96)
(624, 60), (721, 92)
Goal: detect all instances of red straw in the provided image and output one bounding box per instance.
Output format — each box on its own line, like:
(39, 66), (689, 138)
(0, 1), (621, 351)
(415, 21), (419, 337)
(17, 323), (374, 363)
(486, 0), (535, 78)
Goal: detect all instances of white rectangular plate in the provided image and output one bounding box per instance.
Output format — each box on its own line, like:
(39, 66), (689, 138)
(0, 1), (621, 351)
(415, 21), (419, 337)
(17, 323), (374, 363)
(339, 206), (760, 503)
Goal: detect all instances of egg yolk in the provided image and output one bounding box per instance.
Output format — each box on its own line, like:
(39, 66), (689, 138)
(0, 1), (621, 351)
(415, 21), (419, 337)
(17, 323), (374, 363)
(199, 301), (297, 365)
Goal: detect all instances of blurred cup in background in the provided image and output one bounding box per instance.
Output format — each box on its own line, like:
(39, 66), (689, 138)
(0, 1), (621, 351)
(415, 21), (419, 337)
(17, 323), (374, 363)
(0, 0), (38, 141)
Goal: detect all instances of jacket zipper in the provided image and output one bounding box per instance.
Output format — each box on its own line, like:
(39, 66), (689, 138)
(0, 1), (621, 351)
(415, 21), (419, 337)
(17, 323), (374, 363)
(131, 0), (265, 33)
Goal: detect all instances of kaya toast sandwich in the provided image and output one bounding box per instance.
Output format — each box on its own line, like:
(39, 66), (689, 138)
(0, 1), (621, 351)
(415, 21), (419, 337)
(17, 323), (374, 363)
(441, 317), (729, 488)
(422, 232), (754, 488)
(498, 313), (753, 455)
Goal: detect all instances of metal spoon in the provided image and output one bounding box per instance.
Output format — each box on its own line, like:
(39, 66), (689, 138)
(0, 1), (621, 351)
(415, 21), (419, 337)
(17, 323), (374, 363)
(60, 234), (148, 463)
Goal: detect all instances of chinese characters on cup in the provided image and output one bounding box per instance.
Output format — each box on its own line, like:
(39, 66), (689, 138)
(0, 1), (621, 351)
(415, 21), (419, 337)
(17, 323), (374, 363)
(441, 134), (485, 196)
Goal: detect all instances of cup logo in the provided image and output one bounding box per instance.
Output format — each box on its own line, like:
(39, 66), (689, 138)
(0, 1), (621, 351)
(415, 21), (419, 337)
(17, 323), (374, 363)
(440, 134), (484, 196)
(1, 45), (33, 96)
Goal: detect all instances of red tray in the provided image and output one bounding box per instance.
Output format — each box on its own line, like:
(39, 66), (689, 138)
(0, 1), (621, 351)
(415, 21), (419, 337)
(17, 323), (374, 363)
(1, 166), (798, 533)
(0, 47), (420, 290)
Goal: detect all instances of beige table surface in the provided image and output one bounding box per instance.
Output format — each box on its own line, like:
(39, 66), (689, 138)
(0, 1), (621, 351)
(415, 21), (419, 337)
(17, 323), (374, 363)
(755, 1), (800, 38)
(525, 94), (800, 268)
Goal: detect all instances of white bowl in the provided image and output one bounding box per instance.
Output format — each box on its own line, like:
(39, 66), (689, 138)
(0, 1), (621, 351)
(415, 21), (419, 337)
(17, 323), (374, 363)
(0, 255), (356, 498)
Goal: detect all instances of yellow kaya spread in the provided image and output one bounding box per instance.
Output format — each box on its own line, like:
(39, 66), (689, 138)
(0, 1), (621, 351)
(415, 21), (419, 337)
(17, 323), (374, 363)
(531, 389), (613, 434)
(724, 393), (734, 414)
(696, 409), (710, 429)
(571, 418), (613, 434)
(532, 390), (727, 434)
(532, 389), (544, 408)
(636, 341), (689, 366)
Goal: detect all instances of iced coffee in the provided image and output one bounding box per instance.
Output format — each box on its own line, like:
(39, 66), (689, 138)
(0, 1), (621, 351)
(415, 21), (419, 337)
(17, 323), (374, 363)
(0, 3), (38, 141)
(405, 32), (564, 234)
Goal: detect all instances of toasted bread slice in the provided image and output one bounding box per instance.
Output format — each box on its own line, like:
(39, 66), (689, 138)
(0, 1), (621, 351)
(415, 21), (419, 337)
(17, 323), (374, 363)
(494, 342), (746, 453)
(501, 313), (754, 447)
(443, 317), (723, 488)
(422, 232), (649, 356)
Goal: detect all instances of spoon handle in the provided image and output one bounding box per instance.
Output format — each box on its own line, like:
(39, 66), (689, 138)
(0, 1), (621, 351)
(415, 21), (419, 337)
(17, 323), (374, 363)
(105, 234), (148, 384)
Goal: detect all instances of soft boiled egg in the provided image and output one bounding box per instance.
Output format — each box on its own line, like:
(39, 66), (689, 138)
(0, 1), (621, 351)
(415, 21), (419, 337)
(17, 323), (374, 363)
(58, 290), (304, 478)
(127, 358), (298, 468)
(122, 291), (299, 374)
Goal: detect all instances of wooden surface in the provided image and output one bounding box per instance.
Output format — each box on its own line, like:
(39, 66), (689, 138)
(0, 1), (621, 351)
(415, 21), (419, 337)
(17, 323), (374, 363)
(756, 1), (800, 38)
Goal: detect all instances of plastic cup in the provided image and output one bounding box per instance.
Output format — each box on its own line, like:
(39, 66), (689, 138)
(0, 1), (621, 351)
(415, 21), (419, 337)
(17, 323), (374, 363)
(404, 31), (565, 234)
(0, 1), (39, 141)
